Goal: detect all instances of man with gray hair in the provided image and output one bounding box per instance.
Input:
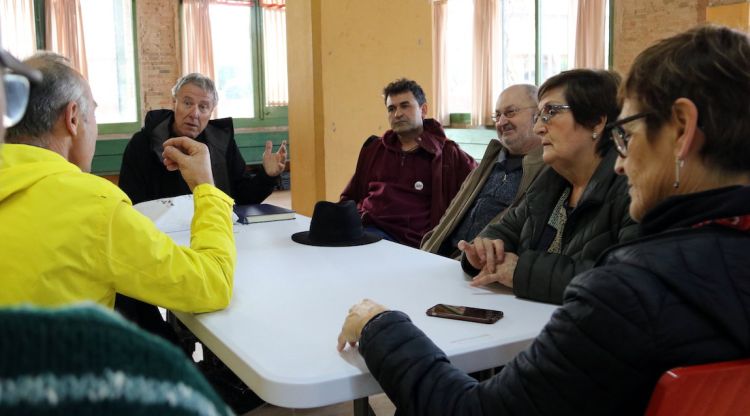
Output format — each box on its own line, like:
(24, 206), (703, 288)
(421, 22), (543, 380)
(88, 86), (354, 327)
(119, 72), (287, 205)
(421, 84), (544, 258)
(118, 72), (276, 412)
(0, 53), (236, 315)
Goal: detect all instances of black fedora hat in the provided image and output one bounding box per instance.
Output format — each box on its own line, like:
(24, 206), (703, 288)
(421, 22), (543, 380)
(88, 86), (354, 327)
(291, 200), (382, 247)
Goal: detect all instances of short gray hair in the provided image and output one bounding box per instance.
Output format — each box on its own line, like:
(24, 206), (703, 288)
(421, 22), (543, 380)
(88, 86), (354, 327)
(171, 73), (218, 107)
(5, 52), (91, 147)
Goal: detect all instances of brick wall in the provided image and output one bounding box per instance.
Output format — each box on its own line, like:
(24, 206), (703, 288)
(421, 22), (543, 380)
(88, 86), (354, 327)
(613, 0), (709, 74)
(613, 0), (750, 75)
(136, 0), (180, 113)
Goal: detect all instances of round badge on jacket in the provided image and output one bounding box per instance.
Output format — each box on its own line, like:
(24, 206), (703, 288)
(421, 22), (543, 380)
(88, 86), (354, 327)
(414, 181), (424, 191)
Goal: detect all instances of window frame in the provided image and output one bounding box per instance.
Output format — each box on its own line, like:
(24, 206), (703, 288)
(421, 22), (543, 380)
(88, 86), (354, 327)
(238, 0), (288, 128)
(32, 0), (142, 136)
(183, 0), (288, 129)
(533, 0), (612, 85)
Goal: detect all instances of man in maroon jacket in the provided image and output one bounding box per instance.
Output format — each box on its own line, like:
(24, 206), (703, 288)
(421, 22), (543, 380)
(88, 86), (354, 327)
(341, 78), (477, 247)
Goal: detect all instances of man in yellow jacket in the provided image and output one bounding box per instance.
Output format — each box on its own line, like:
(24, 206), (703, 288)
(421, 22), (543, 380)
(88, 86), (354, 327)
(0, 52), (236, 314)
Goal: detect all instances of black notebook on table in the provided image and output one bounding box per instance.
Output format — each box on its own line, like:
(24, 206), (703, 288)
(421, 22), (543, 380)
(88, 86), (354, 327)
(234, 204), (295, 224)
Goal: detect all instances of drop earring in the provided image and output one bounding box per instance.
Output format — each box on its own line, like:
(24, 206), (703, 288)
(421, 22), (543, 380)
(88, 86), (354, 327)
(592, 132), (599, 140)
(673, 158), (685, 188)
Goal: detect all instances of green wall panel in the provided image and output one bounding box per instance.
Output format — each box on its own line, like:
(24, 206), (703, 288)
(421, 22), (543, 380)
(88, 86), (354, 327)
(91, 131), (290, 175)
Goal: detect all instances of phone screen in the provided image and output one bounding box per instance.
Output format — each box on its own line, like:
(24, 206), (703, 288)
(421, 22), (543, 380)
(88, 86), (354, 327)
(426, 304), (504, 324)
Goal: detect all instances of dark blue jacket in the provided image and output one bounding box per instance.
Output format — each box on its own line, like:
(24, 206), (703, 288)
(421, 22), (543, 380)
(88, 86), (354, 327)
(361, 186), (750, 415)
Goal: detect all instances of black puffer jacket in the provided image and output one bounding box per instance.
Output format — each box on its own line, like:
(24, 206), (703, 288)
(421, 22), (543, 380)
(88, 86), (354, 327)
(119, 109), (276, 205)
(462, 147), (638, 304)
(362, 185), (750, 416)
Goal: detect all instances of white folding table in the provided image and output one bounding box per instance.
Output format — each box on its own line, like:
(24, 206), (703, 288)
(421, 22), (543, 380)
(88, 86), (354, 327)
(170, 217), (557, 412)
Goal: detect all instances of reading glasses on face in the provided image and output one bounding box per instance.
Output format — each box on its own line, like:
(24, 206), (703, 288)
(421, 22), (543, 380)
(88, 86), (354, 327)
(532, 104), (572, 125)
(605, 112), (652, 158)
(491, 106), (536, 122)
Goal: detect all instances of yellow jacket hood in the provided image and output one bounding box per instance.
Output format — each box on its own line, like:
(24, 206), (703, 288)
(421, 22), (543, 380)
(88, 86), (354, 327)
(0, 144), (88, 203)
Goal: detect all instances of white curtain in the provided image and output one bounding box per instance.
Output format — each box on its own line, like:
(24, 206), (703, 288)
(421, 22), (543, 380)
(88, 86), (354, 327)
(181, 0), (215, 79)
(262, 0), (288, 107)
(432, 0), (449, 125)
(574, 0), (606, 69)
(0, 0), (37, 59)
(45, 0), (88, 79)
(471, 0), (496, 126)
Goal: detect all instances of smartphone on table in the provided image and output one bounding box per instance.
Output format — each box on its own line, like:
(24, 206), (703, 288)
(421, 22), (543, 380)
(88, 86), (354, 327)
(426, 304), (504, 324)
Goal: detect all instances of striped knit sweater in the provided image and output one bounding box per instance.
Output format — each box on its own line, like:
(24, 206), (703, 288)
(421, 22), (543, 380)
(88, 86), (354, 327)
(0, 303), (233, 415)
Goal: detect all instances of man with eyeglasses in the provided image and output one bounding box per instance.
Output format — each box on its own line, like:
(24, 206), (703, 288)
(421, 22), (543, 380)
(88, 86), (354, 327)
(0, 52), (237, 323)
(421, 85), (544, 258)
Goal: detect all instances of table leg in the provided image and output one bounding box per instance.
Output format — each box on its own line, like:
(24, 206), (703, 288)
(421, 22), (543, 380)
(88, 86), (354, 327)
(353, 397), (376, 416)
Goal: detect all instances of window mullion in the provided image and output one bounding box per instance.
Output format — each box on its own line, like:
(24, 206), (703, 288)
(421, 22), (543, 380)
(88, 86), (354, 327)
(534, 0), (540, 85)
(608, 0), (614, 69)
(251, 1), (266, 120)
(34, 0), (45, 49)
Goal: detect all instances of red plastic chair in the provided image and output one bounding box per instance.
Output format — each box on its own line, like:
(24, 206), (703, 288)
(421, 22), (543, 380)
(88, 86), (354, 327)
(645, 359), (750, 416)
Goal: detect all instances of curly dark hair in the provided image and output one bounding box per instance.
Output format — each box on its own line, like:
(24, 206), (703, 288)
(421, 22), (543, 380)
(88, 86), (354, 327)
(382, 78), (426, 106)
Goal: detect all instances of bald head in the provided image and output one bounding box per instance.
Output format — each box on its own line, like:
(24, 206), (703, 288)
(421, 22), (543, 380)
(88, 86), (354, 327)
(493, 84), (541, 155)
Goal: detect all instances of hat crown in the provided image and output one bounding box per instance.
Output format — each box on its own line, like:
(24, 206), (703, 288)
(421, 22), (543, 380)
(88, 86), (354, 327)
(308, 200), (365, 244)
(290, 200), (382, 247)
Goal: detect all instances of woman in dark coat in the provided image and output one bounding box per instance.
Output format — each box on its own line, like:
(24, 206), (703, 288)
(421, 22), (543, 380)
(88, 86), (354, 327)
(459, 69), (638, 305)
(337, 25), (750, 416)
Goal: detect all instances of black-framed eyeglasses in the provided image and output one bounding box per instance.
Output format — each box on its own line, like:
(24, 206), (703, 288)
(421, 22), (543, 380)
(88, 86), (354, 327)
(0, 49), (42, 128)
(491, 106), (536, 122)
(605, 112), (652, 158)
(532, 104), (572, 125)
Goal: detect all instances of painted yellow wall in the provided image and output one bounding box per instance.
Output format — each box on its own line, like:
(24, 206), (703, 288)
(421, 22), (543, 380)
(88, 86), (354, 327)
(287, 0), (433, 216)
(286, 1), (326, 216)
(707, 2), (750, 32)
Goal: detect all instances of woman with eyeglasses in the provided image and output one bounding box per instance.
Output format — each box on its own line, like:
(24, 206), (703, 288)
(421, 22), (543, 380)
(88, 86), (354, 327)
(458, 69), (637, 304)
(338, 25), (750, 416)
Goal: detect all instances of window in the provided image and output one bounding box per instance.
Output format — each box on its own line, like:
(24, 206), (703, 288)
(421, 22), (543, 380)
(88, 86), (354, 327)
(438, 0), (610, 125)
(444, 0), (473, 113)
(539, 0), (577, 83)
(80, 0), (138, 125)
(183, 0), (288, 124)
(262, 0), (288, 109)
(492, 0), (536, 106)
(0, 0), (37, 60)
(210, 2), (255, 118)
(1, 0), (140, 132)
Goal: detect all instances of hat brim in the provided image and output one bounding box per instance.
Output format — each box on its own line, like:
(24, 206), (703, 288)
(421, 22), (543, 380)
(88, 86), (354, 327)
(291, 231), (382, 247)
(0, 49), (42, 84)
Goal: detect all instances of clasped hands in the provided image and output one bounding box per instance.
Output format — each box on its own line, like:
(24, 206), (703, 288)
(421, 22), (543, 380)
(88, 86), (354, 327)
(458, 237), (518, 289)
(163, 136), (214, 190)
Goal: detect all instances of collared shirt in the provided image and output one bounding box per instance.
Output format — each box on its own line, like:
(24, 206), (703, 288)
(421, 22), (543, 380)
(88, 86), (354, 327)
(449, 149), (524, 247)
